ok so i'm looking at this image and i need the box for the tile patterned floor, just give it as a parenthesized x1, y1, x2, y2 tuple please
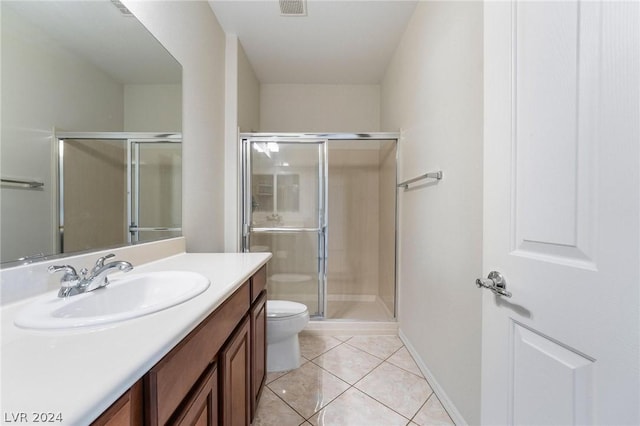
(253, 335, 455, 426)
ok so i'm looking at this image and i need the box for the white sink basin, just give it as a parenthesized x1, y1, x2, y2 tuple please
(14, 271, 210, 330)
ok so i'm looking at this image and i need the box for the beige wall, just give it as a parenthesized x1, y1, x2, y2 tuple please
(381, 2, 483, 424)
(237, 42, 260, 133)
(328, 148, 381, 298)
(326, 141, 396, 313)
(125, 0, 227, 252)
(137, 144, 182, 229)
(224, 37, 261, 252)
(378, 141, 397, 315)
(260, 84, 380, 132)
(63, 140, 127, 253)
(124, 84, 182, 132)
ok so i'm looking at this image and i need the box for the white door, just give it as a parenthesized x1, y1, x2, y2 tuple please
(482, 1, 639, 425)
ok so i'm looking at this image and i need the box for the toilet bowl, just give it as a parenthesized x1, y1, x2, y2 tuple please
(266, 300, 309, 372)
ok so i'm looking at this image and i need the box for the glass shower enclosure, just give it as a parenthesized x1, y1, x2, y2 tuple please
(56, 132, 181, 254)
(242, 138, 327, 317)
(241, 133, 399, 321)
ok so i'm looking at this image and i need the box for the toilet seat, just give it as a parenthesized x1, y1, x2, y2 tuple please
(267, 300, 308, 320)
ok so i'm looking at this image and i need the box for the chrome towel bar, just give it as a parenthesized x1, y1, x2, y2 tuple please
(1, 177, 44, 189)
(397, 171, 443, 189)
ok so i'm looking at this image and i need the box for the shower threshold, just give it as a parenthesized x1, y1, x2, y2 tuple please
(303, 319, 398, 336)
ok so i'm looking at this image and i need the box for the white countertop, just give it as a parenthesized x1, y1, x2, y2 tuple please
(0, 252, 271, 425)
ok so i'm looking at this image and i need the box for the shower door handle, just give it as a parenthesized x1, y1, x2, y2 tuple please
(251, 227, 320, 233)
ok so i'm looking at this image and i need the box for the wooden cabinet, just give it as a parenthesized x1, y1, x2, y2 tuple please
(172, 365, 218, 426)
(250, 290, 267, 421)
(91, 380, 143, 426)
(146, 283, 249, 425)
(250, 265, 267, 303)
(94, 265, 268, 426)
(220, 317, 251, 426)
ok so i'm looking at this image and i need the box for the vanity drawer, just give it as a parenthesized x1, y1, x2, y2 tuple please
(145, 282, 250, 425)
(250, 266, 267, 303)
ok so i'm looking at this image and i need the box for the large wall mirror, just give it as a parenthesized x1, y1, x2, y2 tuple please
(1, 1, 182, 266)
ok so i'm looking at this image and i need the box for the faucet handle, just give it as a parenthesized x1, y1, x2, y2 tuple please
(93, 254, 115, 271)
(48, 265, 77, 275)
(48, 265, 80, 287)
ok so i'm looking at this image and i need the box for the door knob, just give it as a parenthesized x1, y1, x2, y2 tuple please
(476, 271, 512, 298)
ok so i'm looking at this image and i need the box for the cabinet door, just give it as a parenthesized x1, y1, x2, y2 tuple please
(91, 380, 143, 426)
(250, 290, 267, 421)
(220, 316, 251, 426)
(146, 284, 249, 425)
(173, 365, 218, 426)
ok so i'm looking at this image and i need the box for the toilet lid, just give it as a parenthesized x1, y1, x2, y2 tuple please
(267, 300, 308, 318)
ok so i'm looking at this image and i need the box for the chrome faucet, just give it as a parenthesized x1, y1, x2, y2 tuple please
(49, 253, 133, 298)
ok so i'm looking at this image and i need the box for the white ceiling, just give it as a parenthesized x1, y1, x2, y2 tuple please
(2, 1, 181, 84)
(208, 0, 418, 84)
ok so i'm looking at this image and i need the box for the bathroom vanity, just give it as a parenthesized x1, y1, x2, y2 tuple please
(0, 251, 270, 426)
(96, 264, 267, 425)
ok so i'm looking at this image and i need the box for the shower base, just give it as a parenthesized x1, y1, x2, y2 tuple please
(326, 299, 393, 321)
(303, 319, 398, 336)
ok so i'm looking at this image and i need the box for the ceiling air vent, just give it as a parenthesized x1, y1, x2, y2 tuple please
(110, 0, 134, 17)
(279, 0, 307, 17)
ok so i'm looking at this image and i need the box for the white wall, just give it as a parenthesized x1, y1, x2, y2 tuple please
(260, 84, 380, 132)
(124, 0, 227, 252)
(124, 84, 182, 132)
(0, 6, 124, 263)
(381, 2, 483, 424)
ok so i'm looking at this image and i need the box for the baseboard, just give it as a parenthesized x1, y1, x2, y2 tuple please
(303, 320, 398, 336)
(399, 329, 467, 426)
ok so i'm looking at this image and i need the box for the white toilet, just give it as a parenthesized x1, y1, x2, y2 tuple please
(266, 300, 309, 372)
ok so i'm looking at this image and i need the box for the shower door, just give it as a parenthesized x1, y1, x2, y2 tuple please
(242, 138, 327, 317)
(128, 139, 182, 243)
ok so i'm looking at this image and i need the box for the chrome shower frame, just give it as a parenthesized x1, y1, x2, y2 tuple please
(240, 132, 400, 320)
(55, 131, 181, 253)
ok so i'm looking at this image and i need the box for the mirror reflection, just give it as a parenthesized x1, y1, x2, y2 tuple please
(1, 1, 182, 265)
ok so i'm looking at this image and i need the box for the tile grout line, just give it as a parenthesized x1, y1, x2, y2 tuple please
(422, 391, 457, 425)
(298, 337, 394, 423)
(385, 346, 430, 380)
(314, 341, 420, 423)
(347, 342, 435, 423)
(270, 338, 353, 423)
(351, 369, 431, 424)
(263, 335, 441, 425)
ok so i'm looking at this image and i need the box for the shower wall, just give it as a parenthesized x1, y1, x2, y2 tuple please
(328, 148, 380, 298)
(378, 141, 397, 315)
(63, 140, 127, 253)
(327, 140, 396, 317)
(135, 143, 182, 243)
